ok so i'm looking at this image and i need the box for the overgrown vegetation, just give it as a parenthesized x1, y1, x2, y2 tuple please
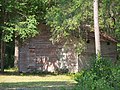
(0, 0, 120, 75)
(46, 0, 120, 45)
(74, 57, 120, 90)
(0, 0, 57, 70)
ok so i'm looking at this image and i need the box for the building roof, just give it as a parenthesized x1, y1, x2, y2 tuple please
(88, 32, 117, 43)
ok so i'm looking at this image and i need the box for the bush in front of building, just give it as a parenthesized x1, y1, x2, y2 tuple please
(74, 57, 120, 90)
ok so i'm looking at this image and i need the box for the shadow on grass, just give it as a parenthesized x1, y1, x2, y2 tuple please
(0, 81, 75, 90)
(0, 69, 72, 77)
(0, 71, 59, 77)
(0, 71, 19, 75)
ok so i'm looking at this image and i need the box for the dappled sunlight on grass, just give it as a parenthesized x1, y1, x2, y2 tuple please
(0, 69, 76, 89)
(0, 73, 76, 90)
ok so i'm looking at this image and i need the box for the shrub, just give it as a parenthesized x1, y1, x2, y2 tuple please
(55, 67, 69, 74)
(74, 57, 120, 90)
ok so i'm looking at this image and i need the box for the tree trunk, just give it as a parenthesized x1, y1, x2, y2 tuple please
(0, 0, 7, 73)
(14, 39, 19, 70)
(1, 33, 5, 73)
(94, 0, 101, 56)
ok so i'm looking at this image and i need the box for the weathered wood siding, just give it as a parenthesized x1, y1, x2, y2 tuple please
(78, 39, 117, 71)
(19, 24, 78, 73)
(19, 24, 117, 73)
(101, 41, 117, 61)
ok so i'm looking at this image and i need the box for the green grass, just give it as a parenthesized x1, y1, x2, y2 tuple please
(0, 70, 76, 90)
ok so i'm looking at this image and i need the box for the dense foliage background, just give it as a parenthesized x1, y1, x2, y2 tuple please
(0, 0, 120, 72)
(74, 57, 120, 90)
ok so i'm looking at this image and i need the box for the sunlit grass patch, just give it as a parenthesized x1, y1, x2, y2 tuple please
(0, 74, 75, 90)
(0, 75, 74, 83)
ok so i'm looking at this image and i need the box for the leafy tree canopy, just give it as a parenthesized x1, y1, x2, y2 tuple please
(45, 0, 120, 42)
(0, 0, 57, 42)
(0, 0, 120, 44)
